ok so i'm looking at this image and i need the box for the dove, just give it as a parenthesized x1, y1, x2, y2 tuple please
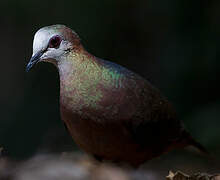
(26, 25, 208, 167)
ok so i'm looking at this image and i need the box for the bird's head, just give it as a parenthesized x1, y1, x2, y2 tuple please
(26, 24, 81, 72)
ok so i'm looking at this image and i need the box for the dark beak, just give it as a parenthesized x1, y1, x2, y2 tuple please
(26, 50, 44, 72)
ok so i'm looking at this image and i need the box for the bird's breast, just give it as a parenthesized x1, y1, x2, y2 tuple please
(59, 77, 140, 122)
(60, 103, 142, 161)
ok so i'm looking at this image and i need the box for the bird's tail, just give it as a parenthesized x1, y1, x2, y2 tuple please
(180, 130, 209, 155)
(187, 135, 209, 155)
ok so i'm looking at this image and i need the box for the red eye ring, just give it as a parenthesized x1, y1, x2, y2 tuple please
(49, 35, 62, 48)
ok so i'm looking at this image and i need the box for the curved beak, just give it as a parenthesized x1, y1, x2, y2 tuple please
(26, 50, 44, 72)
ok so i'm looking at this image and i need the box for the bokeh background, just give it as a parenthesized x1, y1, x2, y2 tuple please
(0, 0, 219, 177)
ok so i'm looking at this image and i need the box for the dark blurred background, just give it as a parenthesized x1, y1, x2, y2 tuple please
(0, 0, 219, 165)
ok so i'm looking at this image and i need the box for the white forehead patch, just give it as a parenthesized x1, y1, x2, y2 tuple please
(32, 28, 62, 55)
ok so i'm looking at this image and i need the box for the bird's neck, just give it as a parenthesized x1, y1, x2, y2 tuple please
(57, 50, 103, 112)
(58, 49, 98, 80)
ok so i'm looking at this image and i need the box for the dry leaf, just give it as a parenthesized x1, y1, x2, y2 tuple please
(167, 171, 220, 180)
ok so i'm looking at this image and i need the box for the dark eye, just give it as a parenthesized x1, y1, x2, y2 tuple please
(49, 35, 62, 48)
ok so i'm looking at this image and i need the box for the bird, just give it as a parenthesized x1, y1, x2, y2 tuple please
(26, 24, 208, 167)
